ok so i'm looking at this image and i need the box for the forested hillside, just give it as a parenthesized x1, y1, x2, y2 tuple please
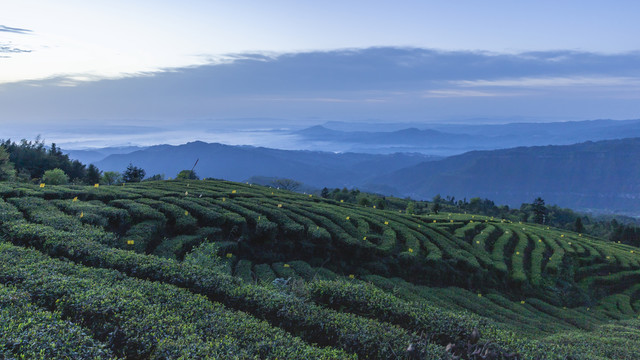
(1, 180, 639, 359)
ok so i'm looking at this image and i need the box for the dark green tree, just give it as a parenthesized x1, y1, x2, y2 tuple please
(321, 187, 330, 198)
(85, 164, 102, 184)
(532, 197, 548, 224)
(0, 146, 16, 181)
(122, 163, 145, 183)
(574, 217, 585, 233)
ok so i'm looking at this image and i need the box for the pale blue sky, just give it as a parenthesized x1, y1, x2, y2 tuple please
(1, 1, 640, 147)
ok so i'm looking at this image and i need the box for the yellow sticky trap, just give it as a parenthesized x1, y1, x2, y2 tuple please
(516, 251, 520, 255)
(340, 200, 344, 203)
(373, 205, 376, 209)
(579, 234, 582, 237)
(520, 300, 525, 304)
(472, 215, 475, 218)
(39, 183, 45, 188)
(94, 183, 99, 188)
(408, 248, 414, 253)
(476, 241, 480, 244)
(348, 274, 354, 279)
(586, 307, 590, 311)
(226, 253, 233, 258)
(271, 192, 274, 195)
(363, 236, 367, 240)
(309, 194, 312, 197)
(316, 226, 319, 230)
(450, 220, 453, 223)
(398, 210, 402, 213)
(346, 216, 350, 220)
(418, 224, 421, 228)
(73, 197, 78, 202)
(222, 197, 226, 201)
(185, 191, 188, 196)
(606, 256, 610, 259)
(561, 234, 564, 237)
(568, 242, 572, 245)
(563, 306, 567, 310)
(277, 204, 282, 208)
(478, 293, 482, 297)
(283, 263, 290, 268)
(258, 216, 261, 220)
(470, 220, 473, 223)
(232, 190, 237, 194)
(433, 220, 436, 223)
(79, 212, 84, 218)
(184, 211, 189, 216)
(384, 221, 389, 225)
(127, 240, 134, 245)
(539, 239, 542, 242)
(632, 250, 635, 253)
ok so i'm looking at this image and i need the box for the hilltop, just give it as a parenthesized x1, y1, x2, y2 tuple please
(0, 180, 639, 359)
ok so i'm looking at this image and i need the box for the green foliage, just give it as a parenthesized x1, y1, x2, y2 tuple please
(42, 168, 69, 185)
(101, 171, 122, 185)
(176, 169, 198, 180)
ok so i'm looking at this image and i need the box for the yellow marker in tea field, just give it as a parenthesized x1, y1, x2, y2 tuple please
(561, 234, 564, 237)
(73, 197, 78, 202)
(94, 183, 99, 188)
(470, 220, 473, 223)
(433, 220, 436, 223)
(340, 200, 344, 203)
(226, 253, 233, 258)
(185, 191, 188, 196)
(476, 241, 480, 244)
(277, 204, 282, 208)
(450, 220, 453, 223)
(516, 252, 520, 255)
(478, 293, 482, 297)
(79, 212, 84, 218)
(346, 216, 350, 220)
(349, 274, 355, 279)
(384, 221, 389, 225)
(363, 236, 367, 240)
(309, 194, 312, 197)
(232, 190, 237, 194)
(373, 205, 376, 209)
(39, 183, 45, 188)
(184, 211, 189, 216)
(283, 263, 290, 268)
(222, 197, 226, 201)
(520, 300, 525, 304)
(127, 240, 135, 245)
(316, 226, 319, 230)
(258, 216, 261, 220)
(408, 248, 414, 253)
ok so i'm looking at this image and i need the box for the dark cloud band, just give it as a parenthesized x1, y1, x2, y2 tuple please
(0, 25, 32, 34)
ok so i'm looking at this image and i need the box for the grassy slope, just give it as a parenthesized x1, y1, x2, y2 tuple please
(0, 180, 639, 359)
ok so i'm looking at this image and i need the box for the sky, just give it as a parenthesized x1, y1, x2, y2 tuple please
(2, 1, 640, 148)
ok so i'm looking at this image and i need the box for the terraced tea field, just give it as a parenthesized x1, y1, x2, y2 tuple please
(1, 180, 639, 359)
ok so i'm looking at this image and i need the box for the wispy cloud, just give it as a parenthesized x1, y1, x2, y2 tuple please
(456, 76, 640, 88)
(422, 89, 523, 98)
(0, 25, 32, 34)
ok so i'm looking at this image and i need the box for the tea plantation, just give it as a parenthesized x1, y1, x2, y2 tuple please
(0, 180, 638, 359)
